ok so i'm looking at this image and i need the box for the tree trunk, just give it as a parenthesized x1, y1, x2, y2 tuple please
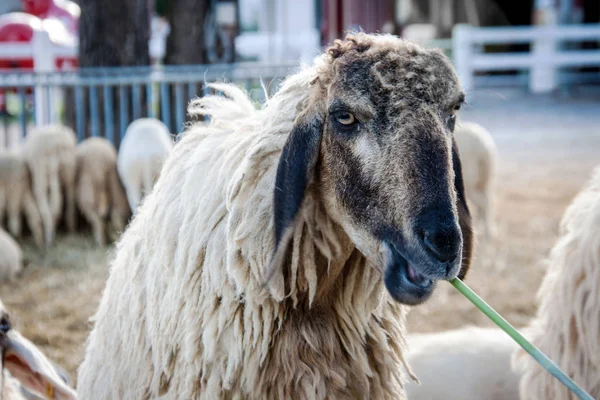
(78, 0, 151, 67)
(66, 0, 151, 146)
(165, 0, 210, 65)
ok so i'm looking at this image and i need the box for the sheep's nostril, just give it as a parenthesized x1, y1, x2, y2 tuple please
(423, 229, 461, 263)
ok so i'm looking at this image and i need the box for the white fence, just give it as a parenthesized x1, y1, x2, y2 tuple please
(0, 29, 77, 126)
(453, 23, 600, 93)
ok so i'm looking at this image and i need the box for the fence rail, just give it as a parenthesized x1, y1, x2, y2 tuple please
(1, 23, 600, 148)
(453, 23, 600, 93)
(0, 63, 296, 147)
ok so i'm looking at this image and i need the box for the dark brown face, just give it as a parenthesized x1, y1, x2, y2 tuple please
(273, 34, 473, 306)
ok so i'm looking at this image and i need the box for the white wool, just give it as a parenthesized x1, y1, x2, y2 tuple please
(75, 137, 130, 247)
(1, 373, 26, 400)
(515, 165, 600, 399)
(405, 326, 525, 400)
(77, 54, 410, 399)
(23, 125, 77, 247)
(117, 118, 174, 214)
(453, 120, 497, 240)
(0, 227, 22, 281)
(0, 149, 43, 248)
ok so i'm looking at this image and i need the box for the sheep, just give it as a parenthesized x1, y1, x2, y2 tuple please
(0, 150, 43, 248)
(75, 137, 130, 246)
(77, 33, 474, 399)
(0, 227, 22, 282)
(514, 165, 600, 399)
(404, 326, 525, 400)
(117, 117, 174, 214)
(405, 166, 600, 400)
(0, 299, 77, 400)
(453, 120, 497, 240)
(23, 125, 77, 248)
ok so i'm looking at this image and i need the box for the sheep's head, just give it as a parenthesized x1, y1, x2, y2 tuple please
(0, 300, 77, 400)
(273, 33, 473, 306)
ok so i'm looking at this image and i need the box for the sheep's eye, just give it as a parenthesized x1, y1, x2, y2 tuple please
(335, 112, 356, 126)
(453, 103, 462, 112)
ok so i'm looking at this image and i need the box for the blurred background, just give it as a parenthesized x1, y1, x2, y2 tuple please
(0, 0, 599, 390)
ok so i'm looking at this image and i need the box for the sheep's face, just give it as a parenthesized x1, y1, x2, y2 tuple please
(273, 33, 473, 306)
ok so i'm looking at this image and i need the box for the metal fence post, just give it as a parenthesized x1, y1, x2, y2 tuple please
(89, 85, 99, 137)
(103, 84, 114, 143)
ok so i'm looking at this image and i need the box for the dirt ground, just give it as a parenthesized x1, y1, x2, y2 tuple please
(1, 87, 599, 383)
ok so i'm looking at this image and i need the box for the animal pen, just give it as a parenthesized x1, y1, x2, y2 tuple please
(0, 63, 294, 147)
(1, 22, 598, 146)
(0, 22, 598, 400)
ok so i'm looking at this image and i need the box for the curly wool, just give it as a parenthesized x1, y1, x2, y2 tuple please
(515, 166, 600, 399)
(78, 35, 414, 400)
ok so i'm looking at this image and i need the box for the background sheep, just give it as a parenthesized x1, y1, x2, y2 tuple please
(405, 165, 600, 399)
(404, 326, 524, 400)
(75, 137, 130, 247)
(454, 120, 497, 240)
(77, 33, 473, 399)
(0, 299, 77, 400)
(117, 117, 174, 214)
(0, 150, 43, 248)
(23, 125, 77, 248)
(0, 227, 22, 282)
(515, 165, 600, 399)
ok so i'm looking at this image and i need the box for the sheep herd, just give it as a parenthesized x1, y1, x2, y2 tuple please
(0, 32, 598, 400)
(0, 118, 174, 279)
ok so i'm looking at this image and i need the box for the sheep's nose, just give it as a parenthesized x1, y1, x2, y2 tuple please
(415, 208, 462, 264)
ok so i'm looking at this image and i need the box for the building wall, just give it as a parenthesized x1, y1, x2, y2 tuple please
(321, 0, 394, 44)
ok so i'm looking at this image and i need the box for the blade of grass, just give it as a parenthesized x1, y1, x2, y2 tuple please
(450, 278, 594, 400)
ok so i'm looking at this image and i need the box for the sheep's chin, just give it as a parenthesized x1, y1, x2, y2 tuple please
(383, 244, 436, 306)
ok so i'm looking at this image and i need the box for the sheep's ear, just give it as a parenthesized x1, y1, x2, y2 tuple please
(264, 114, 323, 296)
(274, 116, 323, 247)
(451, 138, 474, 279)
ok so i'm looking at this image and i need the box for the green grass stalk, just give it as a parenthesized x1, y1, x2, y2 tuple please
(451, 278, 594, 400)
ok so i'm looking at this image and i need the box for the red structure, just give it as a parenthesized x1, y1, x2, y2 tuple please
(0, 7, 78, 111)
(0, 12, 77, 70)
(21, 0, 80, 36)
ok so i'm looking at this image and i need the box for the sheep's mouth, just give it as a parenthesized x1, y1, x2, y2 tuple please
(384, 244, 436, 306)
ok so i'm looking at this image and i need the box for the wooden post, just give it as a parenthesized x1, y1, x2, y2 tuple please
(453, 24, 473, 91)
(530, 0, 558, 93)
(31, 29, 54, 126)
